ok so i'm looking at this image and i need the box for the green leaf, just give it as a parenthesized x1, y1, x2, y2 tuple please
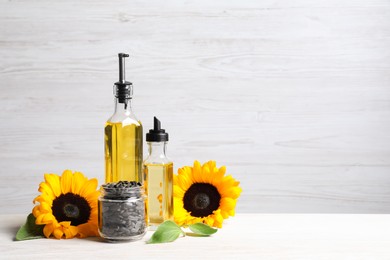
(146, 220, 185, 244)
(185, 232, 209, 237)
(188, 223, 218, 236)
(15, 213, 45, 241)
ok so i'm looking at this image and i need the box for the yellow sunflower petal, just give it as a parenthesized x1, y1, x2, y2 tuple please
(61, 170, 73, 194)
(69, 226, 79, 237)
(174, 202, 190, 225)
(63, 228, 72, 239)
(44, 174, 61, 197)
(201, 163, 212, 183)
(33, 193, 53, 206)
(210, 173, 225, 188)
(174, 210, 186, 221)
(33, 195, 42, 204)
(222, 175, 240, 187)
(203, 216, 215, 226)
(174, 204, 185, 215)
(174, 217, 185, 226)
(177, 173, 193, 191)
(40, 202, 52, 213)
(213, 210, 224, 228)
(90, 208, 98, 220)
(79, 178, 98, 197)
(173, 174, 179, 185)
(85, 190, 100, 205)
(173, 186, 185, 198)
(59, 221, 71, 228)
(38, 182, 55, 199)
(63, 226, 78, 239)
(220, 210, 229, 219)
(177, 166, 188, 177)
(175, 214, 192, 226)
(220, 198, 237, 218)
(77, 223, 99, 238)
(218, 175, 242, 198)
(173, 197, 184, 208)
(32, 205, 41, 218)
(36, 213, 55, 225)
(174, 207, 187, 217)
(214, 221, 222, 228)
(207, 161, 217, 173)
(43, 224, 54, 238)
(215, 165, 226, 180)
(226, 187, 242, 199)
(220, 197, 236, 211)
(186, 217, 197, 226)
(35, 213, 46, 225)
(72, 171, 87, 194)
(42, 213, 55, 224)
(89, 220, 98, 227)
(192, 160, 203, 183)
(53, 227, 64, 239)
(36, 214, 49, 225)
(184, 166, 195, 176)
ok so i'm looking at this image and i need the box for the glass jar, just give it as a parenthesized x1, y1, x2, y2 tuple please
(98, 182, 147, 242)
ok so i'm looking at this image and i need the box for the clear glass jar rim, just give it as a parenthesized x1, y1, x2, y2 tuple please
(100, 185, 146, 198)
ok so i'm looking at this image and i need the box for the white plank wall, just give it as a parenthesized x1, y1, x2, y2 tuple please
(0, 0, 389, 214)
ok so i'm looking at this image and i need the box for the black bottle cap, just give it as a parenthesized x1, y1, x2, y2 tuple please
(146, 117, 169, 142)
(114, 53, 133, 103)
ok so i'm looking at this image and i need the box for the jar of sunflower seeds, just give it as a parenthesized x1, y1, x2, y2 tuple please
(98, 181, 147, 242)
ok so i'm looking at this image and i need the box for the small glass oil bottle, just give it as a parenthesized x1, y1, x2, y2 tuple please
(105, 53, 143, 183)
(144, 117, 173, 228)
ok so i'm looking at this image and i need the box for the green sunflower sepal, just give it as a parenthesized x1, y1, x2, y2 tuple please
(146, 220, 217, 244)
(15, 213, 45, 241)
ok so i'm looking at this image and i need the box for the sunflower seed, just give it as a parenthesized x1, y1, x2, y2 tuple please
(98, 182, 146, 242)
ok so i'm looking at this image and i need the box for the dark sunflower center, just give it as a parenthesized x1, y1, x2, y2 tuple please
(183, 183, 221, 217)
(193, 193, 210, 209)
(63, 203, 80, 218)
(52, 193, 91, 226)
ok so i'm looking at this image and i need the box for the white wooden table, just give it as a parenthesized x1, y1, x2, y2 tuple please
(1, 214, 389, 259)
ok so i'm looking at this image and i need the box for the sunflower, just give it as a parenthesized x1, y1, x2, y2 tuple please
(32, 170, 100, 239)
(174, 160, 242, 228)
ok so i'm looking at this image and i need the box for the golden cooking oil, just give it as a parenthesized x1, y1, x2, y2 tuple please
(144, 117, 173, 228)
(105, 53, 143, 184)
(105, 120, 143, 183)
(144, 162, 173, 226)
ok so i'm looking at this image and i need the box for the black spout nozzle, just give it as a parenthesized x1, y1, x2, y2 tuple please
(114, 53, 133, 103)
(146, 117, 169, 142)
(154, 117, 161, 131)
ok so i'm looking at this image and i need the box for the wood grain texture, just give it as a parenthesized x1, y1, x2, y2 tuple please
(0, 0, 390, 213)
(2, 214, 390, 259)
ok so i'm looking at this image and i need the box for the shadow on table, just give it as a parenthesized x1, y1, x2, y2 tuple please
(7, 225, 20, 241)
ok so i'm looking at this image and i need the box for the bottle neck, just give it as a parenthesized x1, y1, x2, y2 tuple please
(147, 142, 168, 158)
(114, 98, 133, 114)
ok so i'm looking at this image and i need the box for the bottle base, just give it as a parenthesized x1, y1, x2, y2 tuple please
(99, 230, 146, 243)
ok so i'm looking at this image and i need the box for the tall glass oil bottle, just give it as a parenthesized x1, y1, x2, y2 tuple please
(105, 53, 143, 183)
(144, 117, 173, 228)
